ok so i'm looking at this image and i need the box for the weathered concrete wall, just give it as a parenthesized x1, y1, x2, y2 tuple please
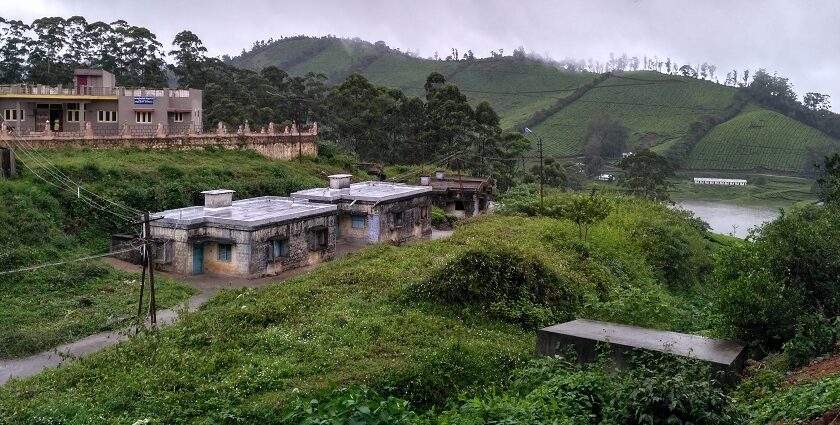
(5, 134, 317, 161)
(249, 214, 336, 277)
(337, 196, 432, 244)
(149, 213, 336, 278)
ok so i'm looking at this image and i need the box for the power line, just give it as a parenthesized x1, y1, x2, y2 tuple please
(0, 242, 143, 276)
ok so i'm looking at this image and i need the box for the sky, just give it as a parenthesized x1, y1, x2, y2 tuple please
(7, 0, 840, 108)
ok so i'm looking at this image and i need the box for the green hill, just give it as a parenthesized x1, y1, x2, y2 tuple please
(230, 37, 594, 129)
(530, 72, 737, 157)
(230, 36, 839, 174)
(685, 103, 840, 172)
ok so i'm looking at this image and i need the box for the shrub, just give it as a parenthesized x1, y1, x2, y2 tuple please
(611, 353, 745, 424)
(782, 313, 840, 368)
(410, 247, 584, 328)
(715, 205, 840, 352)
(430, 206, 456, 228)
(278, 386, 421, 425)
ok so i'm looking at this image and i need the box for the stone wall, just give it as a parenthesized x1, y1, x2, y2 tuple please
(6, 133, 317, 161)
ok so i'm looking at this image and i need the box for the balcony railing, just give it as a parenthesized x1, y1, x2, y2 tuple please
(0, 85, 196, 98)
(0, 84, 120, 96)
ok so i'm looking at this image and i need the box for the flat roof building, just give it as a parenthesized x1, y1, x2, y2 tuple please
(693, 177, 747, 186)
(147, 190, 336, 278)
(423, 171, 493, 219)
(292, 175, 433, 244)
(0, 69, 202, 137)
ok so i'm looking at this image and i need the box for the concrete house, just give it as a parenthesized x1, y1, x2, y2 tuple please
(292, 175, 433, 244)
(0, 69, 202, 135)
(424, 171, 493, 218)
(148, 190, 337, 278)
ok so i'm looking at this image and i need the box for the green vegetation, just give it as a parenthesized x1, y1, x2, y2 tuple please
(231, 37, 594, 130)
(669, 174, 817, 208)
(0, 263, 194, 359)
(0, 192, 719, 422)
(531, 72, 737, 156)
(686, 104, 840, 172)
(0, 148, 355, 358)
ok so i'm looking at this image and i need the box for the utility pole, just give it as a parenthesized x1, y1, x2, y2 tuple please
(538, 136, 545, 215)
(143, 212, 157, 326)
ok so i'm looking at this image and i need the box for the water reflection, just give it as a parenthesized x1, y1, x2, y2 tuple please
(675, 201, 780, 238)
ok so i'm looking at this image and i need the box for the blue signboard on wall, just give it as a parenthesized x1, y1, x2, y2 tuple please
(133, 96, 155, 105)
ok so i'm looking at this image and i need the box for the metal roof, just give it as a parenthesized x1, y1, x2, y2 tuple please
(292, 181, 431, 203)
(151, 196, 336, 229)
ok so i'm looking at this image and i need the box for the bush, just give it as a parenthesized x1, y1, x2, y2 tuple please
(279, 386, 421, 425)
(611, 353, 744, 424)
(430, 206, 456, 228)
(435, 354, 744, 425)
(410, 247, 584, 328)
(715, 205, 840, 352)
(782, 313, 840, 368)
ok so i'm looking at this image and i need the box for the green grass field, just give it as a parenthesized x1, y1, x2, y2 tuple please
(530, 72, 737, 157)
(685, 104, 840, 172)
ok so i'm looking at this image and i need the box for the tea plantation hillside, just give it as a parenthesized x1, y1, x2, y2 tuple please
(230, 37, 595, 129)
(231, 36, 840, 174)
(0, 195, 719, 423)
(0, 147, 357, 358)
(685, 103, 840, 172)
(529, 72, 738, 156)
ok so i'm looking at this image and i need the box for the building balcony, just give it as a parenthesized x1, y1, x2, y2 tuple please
(0, 85, 195, 99)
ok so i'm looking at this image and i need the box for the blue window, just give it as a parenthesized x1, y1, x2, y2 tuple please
(218, 243, 232, 261)
(351, 215, 365, 229)
(273, 239, 289, 258)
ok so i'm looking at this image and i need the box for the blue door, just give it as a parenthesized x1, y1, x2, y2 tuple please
(192, 243, 203, 274)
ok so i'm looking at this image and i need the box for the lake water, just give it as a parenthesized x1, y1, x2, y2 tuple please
(675, 201, 780, 238)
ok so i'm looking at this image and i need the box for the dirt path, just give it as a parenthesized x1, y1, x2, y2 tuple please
(0, 233, 452, 385)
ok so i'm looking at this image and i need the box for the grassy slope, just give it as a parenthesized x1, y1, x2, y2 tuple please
(0, 199, 715, 422)
(531, 71, 737, 157)
(231, 38, 593, 130)
(686, 103, 840, 172)
(0, 148, 357, 358)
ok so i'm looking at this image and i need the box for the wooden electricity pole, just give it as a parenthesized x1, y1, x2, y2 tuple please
(142, 212, 157, 326)
(538, 137, 545, 215)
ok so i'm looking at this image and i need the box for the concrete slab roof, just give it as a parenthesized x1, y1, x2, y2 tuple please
(292, 181, 432, 203)
(201, 189, 235, 195)
(151, 196, 336, 229)
(539, 319, 745, 365)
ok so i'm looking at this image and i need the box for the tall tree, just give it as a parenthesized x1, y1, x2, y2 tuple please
(0, 19, 30, 83)
(168, 30, 208, 88)
(618, 149, 674, 201)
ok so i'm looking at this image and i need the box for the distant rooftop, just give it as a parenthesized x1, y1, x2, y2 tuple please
(292, 181, 431, 203)
(152, 196, 336, 229)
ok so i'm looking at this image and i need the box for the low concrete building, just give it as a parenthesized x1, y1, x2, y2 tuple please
(693, 177, 747, 186)
(422, 171, 493, 218)
(536, 319, 747, 380)
(148, 189, 337, 278)
(292, 175, 432, 244)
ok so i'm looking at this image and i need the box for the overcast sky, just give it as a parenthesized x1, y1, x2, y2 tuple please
(8, 0, 840, 108)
